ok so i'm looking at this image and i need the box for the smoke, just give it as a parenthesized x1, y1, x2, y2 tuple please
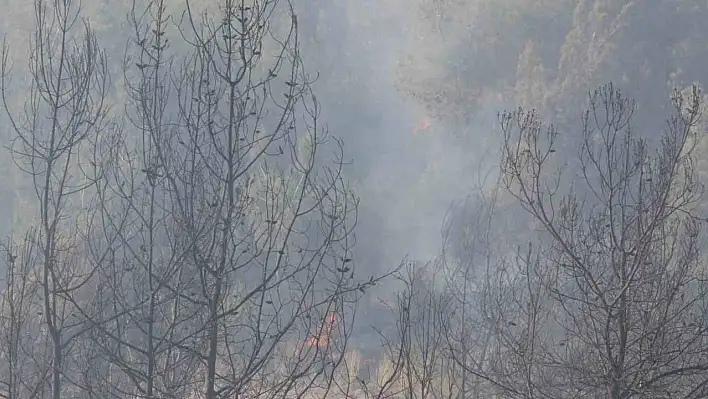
(293, 0, 509, 278)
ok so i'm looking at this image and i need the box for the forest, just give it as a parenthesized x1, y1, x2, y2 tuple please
(0, 0, 708, 398)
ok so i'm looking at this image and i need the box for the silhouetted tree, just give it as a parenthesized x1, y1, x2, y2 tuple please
(470, 83, 708, 398)
(0, 0, 112, 396)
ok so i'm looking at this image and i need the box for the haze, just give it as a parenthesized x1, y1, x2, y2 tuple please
(0, 0, 707, 398)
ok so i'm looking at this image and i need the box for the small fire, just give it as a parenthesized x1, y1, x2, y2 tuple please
(413, 117, 431, 134)
(305, 313, 338, 348)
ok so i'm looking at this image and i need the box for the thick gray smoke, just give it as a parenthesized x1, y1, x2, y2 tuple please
(294, 0, 504, 275)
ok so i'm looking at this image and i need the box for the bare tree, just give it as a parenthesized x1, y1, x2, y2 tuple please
(396, 263, 452, 399)
(475, 83, 708, 398)
(0, 0, 111, 397)
(438, 161, 517, 397)
(0, 230, 46, 399)
(0, 0, 394, 397)
(349, 262, 456, 399)
(76, 1, 204, 397)
(125, 0, 386, 397)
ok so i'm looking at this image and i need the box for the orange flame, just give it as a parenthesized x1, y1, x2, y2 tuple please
(305, 313, 338, 348)
(413, 117, 431, 134)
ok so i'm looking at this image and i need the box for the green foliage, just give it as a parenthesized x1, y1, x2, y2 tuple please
(401, 0, 708, 131)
